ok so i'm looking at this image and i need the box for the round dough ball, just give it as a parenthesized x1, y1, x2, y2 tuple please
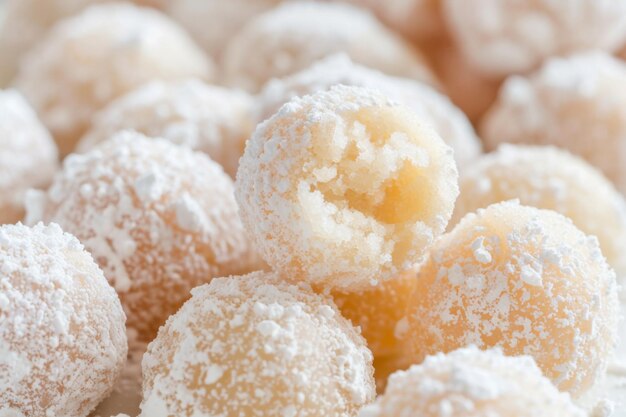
(0, 89, 57, 224)
(140, 271, 376, 417)
(166, 0, 282, 61)
(15, 2, 214, 156)
(257, 54, 481, 170)
(0, 0, 168, 87)
(442, 0, 626, 76)
(481, 52, 626, 195)
(236, 85, 459, 290)
(26, 131, 259, 343)
(339, 0, 446, 45)
(0, 222, 127, 417)
(359, 346, 585, 417)
(222, 1, 436, 92)
(77, 79, 254, 177)
(453, 145, 626, 284)
(331, 269, 417, 359)
(407, 201, 619, 401)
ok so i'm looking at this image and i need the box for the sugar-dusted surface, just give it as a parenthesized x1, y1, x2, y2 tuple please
(140, 271, 375, 417)
(14, 2, 213, 156)
(237, 85, 458, 290)
(0, 89, 57, 224)
(482, 52, 626, 195)
(0, 223, 127, 417)
(443, 0, 626, 76)
(408, 201, 619, 404)
(454, 145, 626, 284)
(221, 1, 436, 92)
(257, 55, 481, 170)
(77, 79, 254, 177)
(360, 346, 585, 417)
(27, 131, 260, 343)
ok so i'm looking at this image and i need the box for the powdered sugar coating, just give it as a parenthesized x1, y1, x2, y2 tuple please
(77, 79, 254, 177)
(0, 0, 165, 86)
(15, 2, 214, 156)
(27, 131, 259, 343)
(140, 271, 376, 417)
(407, 201, 619, 402)
(222, 1, 436, 92)
(257, 55, 481, 170)
(454, 145, 626, 284)
(443, 0, 626, 76)
(0, 89, 57, 224)
(0, 222, 127, 417)
(359, 346, 585, 417)
(236, 85, 459, 289)
(166, 0, 282, 60)
(482, 52, 626, 196)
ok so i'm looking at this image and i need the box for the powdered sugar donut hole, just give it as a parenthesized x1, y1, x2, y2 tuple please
(236, 85, 459, 290)
(482, 53, 626, 196)
(166, 0, 282, 61)
(257, 55, 481, 170)
(407, 201, 619, 402)
(221, 1, 436, 92)
(359, 346, 585, 417)
(442, 0, 626, 77)
(140, 271, 376, 417)
(453, 145, 626, 283)
(0, 89, 57, 224)
(15, 2, 214, 156)
(0, 222, 127, 417)
(77, 79, 255, 178)
(27, 131, 259, 343)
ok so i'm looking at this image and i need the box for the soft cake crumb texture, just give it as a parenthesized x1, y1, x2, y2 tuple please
(407, 201, 619, 403)
(0, 222, 127, 417)
(237, 85, 459, 290)
(140, 271, 376, 417)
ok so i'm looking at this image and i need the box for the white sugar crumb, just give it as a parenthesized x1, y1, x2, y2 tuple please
(0, 223, 127, 417)
(28, 131, 258, 343)
(140, 271, 375, 416)
(470, 236, 492, 264)
(257, 54, 480, 170)
(237, 84, 458, 289)
(591, 399, 615, 417)
(361, 346, 586, 416)
(520, 263, 543, 287)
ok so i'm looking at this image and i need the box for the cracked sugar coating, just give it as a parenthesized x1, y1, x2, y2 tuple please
(77, 79, 254, 177)
(14, 2, 214, 156)
(330, 269, 417, 359)
(257, 55, 481, 170)
(166, 0, 282, 60)
(221, 1, 436, 92)
(359, 346, 585, 417)
(26, 131, 258, 343)
(482, 52, 626, 195)
(0, 222, 127, 417)
(406, 201, 619, 402)
(236, 85, 459, 290)
(443, 0, 626, 76)
(0, 90, 57, 224)
(140, 271, 376, 417)
(453, 145, 626, 284)
(0, 0, 166, 87)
